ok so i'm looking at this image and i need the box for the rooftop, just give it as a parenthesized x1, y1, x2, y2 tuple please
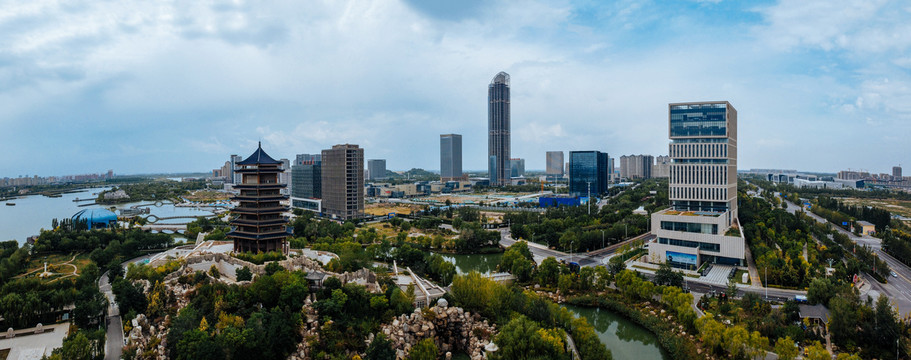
(657, 209, 723, 217)
(236, 142, 282, 165)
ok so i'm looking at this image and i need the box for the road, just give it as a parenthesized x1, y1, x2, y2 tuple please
(768, 187, 911, 316)
(98, 270, 123, 360)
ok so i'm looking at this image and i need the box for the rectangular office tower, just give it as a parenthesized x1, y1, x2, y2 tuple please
(440, 134, 463, 181)
(368, 159, 386, 181)
(569, 151, 609, 197)
(648, 101, 744, 269)
(321, 144, 364, 220)
(546, 151, 564, 180)
(291, 154, 321, 213)
(488, 72, 511, 186)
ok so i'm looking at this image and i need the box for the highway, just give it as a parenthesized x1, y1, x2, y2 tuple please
(769, 187, 911, 316)
(499, 228, 807, 302)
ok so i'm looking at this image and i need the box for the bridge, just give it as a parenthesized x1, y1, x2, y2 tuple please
(140, 224, 187, 233)
(142, 214, 218, 224)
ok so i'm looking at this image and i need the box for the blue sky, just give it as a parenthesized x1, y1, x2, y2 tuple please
(1, 0, 909, 176)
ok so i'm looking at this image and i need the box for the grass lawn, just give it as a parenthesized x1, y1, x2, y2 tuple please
(840, 197, 911, 219)
(22, 253, 92, 279)
(733, 269, 751, 284)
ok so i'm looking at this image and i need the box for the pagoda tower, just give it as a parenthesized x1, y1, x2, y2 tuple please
(228, 142, 291, 253)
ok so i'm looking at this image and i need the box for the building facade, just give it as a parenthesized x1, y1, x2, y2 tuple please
(321, 144, 364, 220)
(228, 143, 291, 253)
(620, 154, 654, 180)
(291, 154, 322, 213)
(894, 166, 903, 180)
(510, 158, 525, 178)
(546, 151, 564, 180)
(440, 134, 463, 181)
(569, 151, 609, 197)
(653, 155, 671, 178)
(648, 101, 744, 269)
(488, 72, 511, 186)
(368, 159, 386, 181)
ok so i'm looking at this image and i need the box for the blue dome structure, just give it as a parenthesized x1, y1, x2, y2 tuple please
(72, 208, 118, 229)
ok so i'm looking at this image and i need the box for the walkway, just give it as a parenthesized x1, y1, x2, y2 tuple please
(702, 264, 735, 285)
(98, 270, 123, 360)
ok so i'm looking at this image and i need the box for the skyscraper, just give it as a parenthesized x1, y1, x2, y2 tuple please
(440, 134, 463, 181)
(510, 158, 525, 178)
(488, 72, 510, 186)
(649, 101, 743, 269)
(321, 144, 364, 220)
(546, 151, 564, 180)
(368, 159, 387, 181)
(228, 143, 291, 253)
(894, 166, 902, 180)
(291, 154, 321, 212)
(569, 151, 609, 197)
(620, 155, 654, 180)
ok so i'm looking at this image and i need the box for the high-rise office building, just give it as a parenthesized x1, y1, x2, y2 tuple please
(546, 151, 564, 180)
(321, 144, 364, 220)
(569, 151, 609, 197)
(894, 166, 902, 180)
(649, 101, 743, 269)
(510, 158, 525, 178)
(228, 143, 291, 253)
(440, 134, 463, 181)
(368, 159, 387, 181)
(620, 155, 654, 180)
(291, 154, 321, 212)
(488, 72, 511, 186)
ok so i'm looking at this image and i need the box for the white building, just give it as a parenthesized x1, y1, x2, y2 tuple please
(648, 101, 745, 269)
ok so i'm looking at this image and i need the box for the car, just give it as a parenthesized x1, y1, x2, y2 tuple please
(891, 271, 898, 278)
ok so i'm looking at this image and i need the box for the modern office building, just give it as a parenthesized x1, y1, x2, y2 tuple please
(546, 151, 564, 180)
(291, 154, 321, 213)
(569, 151, 610, 197)
(440, 134, 463, 181)
(321, 144, 364, 220)
(488, 72, 511, 186)
(894, 166, 903, 180)
(648, 101, 744, 269)
(228, 143, 291, 253)
(510, 158, 525, 178)
(280, 158, 291, 195)
(368, 159, 387, 181)
(620, 155, 654, 180)
(653, 155, 671, 178)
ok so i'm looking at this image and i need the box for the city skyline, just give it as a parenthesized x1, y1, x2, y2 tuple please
(1, 0, 910, 176)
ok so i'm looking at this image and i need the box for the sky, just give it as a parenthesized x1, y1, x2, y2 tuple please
(1, 0, 910, 177)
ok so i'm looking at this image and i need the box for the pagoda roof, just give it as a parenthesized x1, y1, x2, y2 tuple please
(237, 142, 282, 165)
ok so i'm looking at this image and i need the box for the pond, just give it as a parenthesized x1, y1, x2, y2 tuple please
(563, 304, 669, 360)
(439, 253, 503, 275)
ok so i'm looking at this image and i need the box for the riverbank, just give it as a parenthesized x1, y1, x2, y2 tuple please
(566, 293, 704, 360)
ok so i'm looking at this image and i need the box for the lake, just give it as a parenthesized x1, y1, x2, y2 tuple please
(0, 187, 214, 244)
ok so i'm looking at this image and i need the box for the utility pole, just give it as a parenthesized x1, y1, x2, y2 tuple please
(765, 267, 768, 300)
(601, 230, 605, 249)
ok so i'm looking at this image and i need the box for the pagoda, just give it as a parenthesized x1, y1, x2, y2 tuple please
(228, 142, 291, 253)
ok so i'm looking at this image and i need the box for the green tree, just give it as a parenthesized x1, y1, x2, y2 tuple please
(536, 257, 561, 286)
(236, 266, 253, 281)
(654, 261, 683, 287)
(805, 341, 830, 360)
(491, 316, 569, 360)
(407, 338, 438, 360)
(773, 336, 798, 360)
(365, 333, 395, 360)
(806, 277, 835, 305)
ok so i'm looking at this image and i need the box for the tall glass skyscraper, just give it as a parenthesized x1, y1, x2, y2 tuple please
(440, 134, 462, 181)
(488, 72, 510, 186)
(569, 151, 609, 197)
(649, 101, 743, 269)
(546, 151, 564, 180)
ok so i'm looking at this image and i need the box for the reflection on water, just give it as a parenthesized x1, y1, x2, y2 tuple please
(563, 304, 669, 360)
(439, 253, 503, 275)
